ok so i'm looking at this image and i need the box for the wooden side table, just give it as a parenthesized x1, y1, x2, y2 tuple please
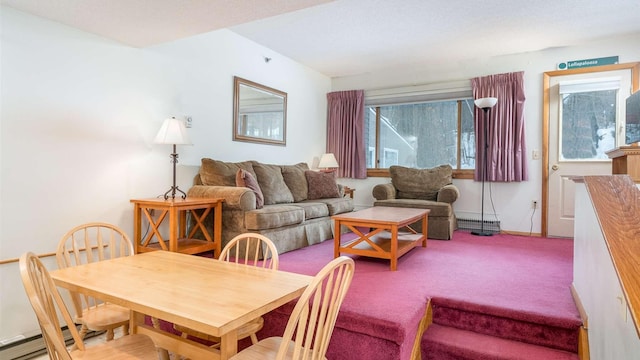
(130, 197, 223, 256)
(343, 187, 355, 199)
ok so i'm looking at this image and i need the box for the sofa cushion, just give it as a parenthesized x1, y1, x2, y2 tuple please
(290, 202, 329, 220)
(253, 163, 294, 205)
(390, 165, 453, 201)
(200, 158, 256, 186)
(281, 163, 309, 202)
(305, 171, 340, 200)
(374, 199, 452, 217)
(235, 169, 264, 209)
(244, 205, 304, 231)
(303, 197, 354, 216)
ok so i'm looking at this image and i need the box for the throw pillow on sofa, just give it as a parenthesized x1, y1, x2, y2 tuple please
(281, 162, 310, 202)
(199, 158, 256, 186)
(253, 163, 294, 205)
(305, 170, 340, 199)
(235, 169, 264, 209)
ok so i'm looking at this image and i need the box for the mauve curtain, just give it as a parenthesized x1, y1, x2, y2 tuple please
(471, 71, 528, 182)
(326, 90, 367, 179)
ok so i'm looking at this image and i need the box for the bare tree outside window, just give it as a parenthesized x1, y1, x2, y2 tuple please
(560, 89, 617, 160)
(365, 99, 475, 170)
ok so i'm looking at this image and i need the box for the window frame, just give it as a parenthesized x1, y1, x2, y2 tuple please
(365, 100, 475, 179)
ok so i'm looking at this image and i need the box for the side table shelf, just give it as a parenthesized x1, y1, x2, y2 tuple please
(130, 197, 223, 256)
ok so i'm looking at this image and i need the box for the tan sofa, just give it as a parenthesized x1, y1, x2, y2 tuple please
(372, 164, 459, 240)
(188, 158, 354, 255)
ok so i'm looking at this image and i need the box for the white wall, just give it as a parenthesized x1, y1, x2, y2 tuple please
(0, 7, 330, 343)
(332, 34, 640, 234)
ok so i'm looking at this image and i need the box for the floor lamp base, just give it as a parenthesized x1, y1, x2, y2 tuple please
(471, 231, 493, 237)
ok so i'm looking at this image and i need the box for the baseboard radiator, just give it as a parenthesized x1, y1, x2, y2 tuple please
(0, 328, 102, 360)
(457, 212, 501, 234)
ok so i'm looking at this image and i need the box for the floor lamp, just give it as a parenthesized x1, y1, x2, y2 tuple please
(154, 117, 192, 199)
(472, 97, 498, 236)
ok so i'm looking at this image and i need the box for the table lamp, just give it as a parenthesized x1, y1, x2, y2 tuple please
(318, 153, 339, 174)
(154, 117, 192, 199)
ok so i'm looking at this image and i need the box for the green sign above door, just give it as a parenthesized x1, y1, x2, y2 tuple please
(557, 56, 619, 70)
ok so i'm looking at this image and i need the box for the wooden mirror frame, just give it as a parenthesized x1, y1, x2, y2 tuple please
(233, 76, 287, 146)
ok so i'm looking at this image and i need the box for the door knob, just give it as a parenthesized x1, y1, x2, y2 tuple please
(551, 164, 559, 171)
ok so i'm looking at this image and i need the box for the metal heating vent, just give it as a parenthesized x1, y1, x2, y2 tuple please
(0, 329, 102, 360)
(457, 213, 501, 234)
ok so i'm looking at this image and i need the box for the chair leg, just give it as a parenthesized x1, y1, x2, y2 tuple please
(105, 328, 115, 341)
(250, 333, 259, 344)
(122, 323, 130, 336)
(69, 324, 89, 350)
(78, 324, 89, 340)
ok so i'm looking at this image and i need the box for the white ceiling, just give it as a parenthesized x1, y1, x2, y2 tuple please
(3, 0, 640, 78)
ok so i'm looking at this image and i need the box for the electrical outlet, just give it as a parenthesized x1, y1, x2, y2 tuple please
(532, 200, 538, 209)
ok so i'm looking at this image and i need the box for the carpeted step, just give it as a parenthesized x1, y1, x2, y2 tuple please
(431, 299, 580, 353)
(422, 323, 579, 360)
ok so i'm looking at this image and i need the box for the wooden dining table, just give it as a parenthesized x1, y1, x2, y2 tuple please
(50, 251, 312, 360)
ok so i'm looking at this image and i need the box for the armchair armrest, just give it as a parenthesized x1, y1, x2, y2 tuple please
(437, 184, 459, 204)
(187, 185, 256, 211)
(372, 183, 397, 200)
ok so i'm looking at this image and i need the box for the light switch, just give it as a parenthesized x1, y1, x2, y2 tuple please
(532, 150, 540, 160)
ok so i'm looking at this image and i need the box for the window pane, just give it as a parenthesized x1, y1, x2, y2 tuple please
(365, 101, 465, 169)
(460, 99, 476, 169)
(560, 89, 617, 160)
(365, 107, 376, 167)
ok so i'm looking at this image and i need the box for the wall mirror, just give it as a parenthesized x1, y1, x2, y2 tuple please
(233, 76, 287, 146)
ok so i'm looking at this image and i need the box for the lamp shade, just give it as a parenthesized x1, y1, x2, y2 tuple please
(318, 153, 339, 169)
(474, 97, 498, 109)
(154, 117, 192, 145)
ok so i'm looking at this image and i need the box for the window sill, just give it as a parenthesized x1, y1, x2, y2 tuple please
(366, 169, 474, 179)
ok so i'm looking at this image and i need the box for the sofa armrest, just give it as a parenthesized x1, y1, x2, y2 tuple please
(187, 185, 256, 211)
(437, 184, 459, 204)
(372, 183, 397, 200)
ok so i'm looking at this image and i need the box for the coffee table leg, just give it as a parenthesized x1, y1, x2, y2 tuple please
(390, 225, 398, 271)
(422, 213, 428, 247)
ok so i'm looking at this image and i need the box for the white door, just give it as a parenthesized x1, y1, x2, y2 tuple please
(547, 69, 633, 237)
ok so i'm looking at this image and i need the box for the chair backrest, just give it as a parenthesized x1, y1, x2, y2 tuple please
(20, 252, 87, 360)
(278, 256, 355, 360)
(56, 222, 134, 318)
(219, 233, 279, 269)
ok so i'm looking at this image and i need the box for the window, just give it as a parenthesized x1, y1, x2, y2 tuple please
(365, 99, 476, 177)
(382, 148, 399, 167)
(558, 77, 621, 160)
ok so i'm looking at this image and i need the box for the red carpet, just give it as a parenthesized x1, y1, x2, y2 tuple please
(258, 230, 582, 360)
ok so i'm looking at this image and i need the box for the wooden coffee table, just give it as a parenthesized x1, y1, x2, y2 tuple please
(332, 207, 429, 270)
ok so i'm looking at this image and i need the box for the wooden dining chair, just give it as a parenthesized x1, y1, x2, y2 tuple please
(174, 233, 280, 347)
(56, 222, 134, 341)
(230, 256, 355, 360)
(19, 252, 159, 360)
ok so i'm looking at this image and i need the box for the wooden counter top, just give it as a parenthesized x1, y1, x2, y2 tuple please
(583, 175, 640, 336)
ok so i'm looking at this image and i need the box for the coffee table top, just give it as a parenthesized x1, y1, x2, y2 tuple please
(332, 207, 429, 224)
